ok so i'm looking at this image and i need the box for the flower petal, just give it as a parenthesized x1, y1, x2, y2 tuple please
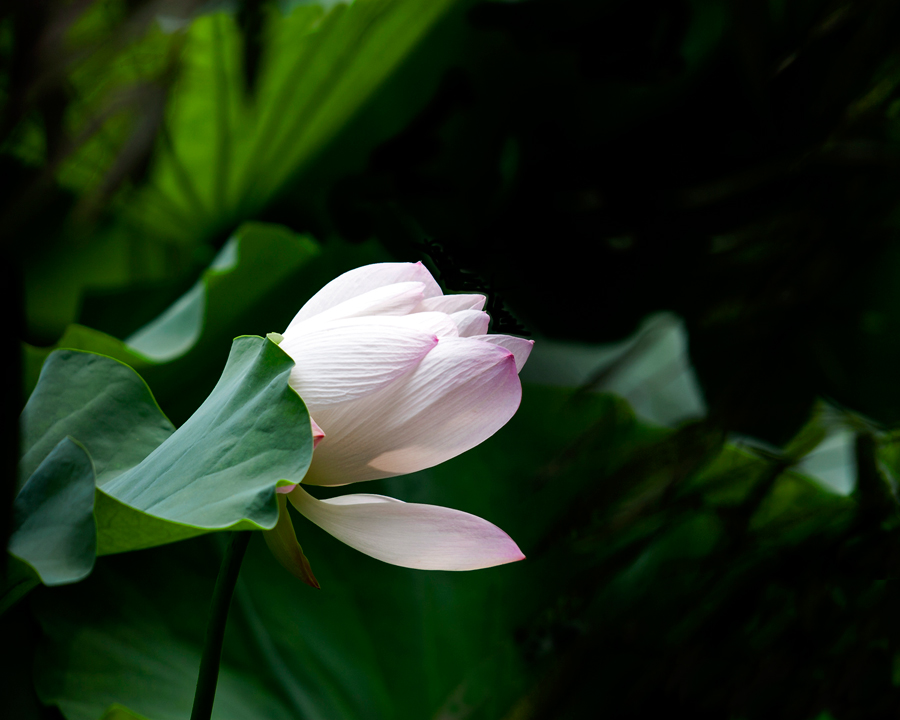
(281, 320, 438, 409)
(285, 282, 425, 335)
(304, 337, 521, 485)
(289, 486, 524, 570)
(468, 335, 534, 373)
(290, 262, 442, 325)
(263, 493, 320, 588)
(310, 416, 325, 448)
(297, 310, 459, 343)
(450, 310, 490, 337)
(367, 311, 459, 338)
(416, 294, 486, 313)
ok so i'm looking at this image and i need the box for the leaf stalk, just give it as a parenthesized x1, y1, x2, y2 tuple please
(190, 531, 252, 720)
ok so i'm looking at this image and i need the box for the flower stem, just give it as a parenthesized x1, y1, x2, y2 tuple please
(190, 531, 252, 720)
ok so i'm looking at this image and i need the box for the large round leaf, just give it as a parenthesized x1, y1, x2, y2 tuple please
(12, 336, 313, 596)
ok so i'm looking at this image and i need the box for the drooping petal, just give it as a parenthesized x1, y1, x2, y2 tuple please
(290, 262, 442, 325)
(285, 282, 426, 335)
(450, 310, 491, 337)
(304, 337, 520, 485)
(280, 320, 438, 409)
(416, 294, 486, 314)
(468, 335, 534, 373)
(289, 486, 524, 570)
(263, 493, 320, 588)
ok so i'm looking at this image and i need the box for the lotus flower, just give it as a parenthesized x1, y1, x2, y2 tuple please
(263, 262, 532, 585)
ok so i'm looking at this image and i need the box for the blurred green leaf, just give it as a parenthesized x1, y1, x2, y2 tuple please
(23, 221, 324, 424)
(33, 534, 391, 720)
(0, 556, 40, 617)
(99, 706, 152, 720)
(748, 470, 856, 544)
(143, 1, 462, 240)
(18, 0, 466, 340)
(8, 437, 97, 586)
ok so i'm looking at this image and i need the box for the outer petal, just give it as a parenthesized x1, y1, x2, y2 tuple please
(304, 337, 521, 485)
(450, 310, 491, 337)
(285, 282, 425, 335)
(416, 294, 486, 313)
(468, 335, 534, 373)
(289, 486, 524, 570)
(280, 320, 438, 409)
(290, 262, 442, 325)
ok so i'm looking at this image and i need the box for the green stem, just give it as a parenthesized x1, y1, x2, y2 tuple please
(190, 531, 252, 720)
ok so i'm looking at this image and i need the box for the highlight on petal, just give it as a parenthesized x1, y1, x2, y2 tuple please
(469, 334, 534, 373)
(263, 494, 320, 588)
(290, 262, 442, 325)
(450, 310, 491, 337)
(285, 282, 426, 335)
(416, 293, 486, 314)
(289, 486, 524, 570)
(281, 320, 438, 409)
(304, 337, 521, 485)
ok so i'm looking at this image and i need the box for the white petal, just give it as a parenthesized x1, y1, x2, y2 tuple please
(468, 335, 534, 373)
(285, 282, 425, 335)
(290, 262, 442, 325)
(297, 311, 457, 338)
(416, 294, 486, 313)
(280, 320, 438, 409)
(289, 486, 524, 570)
(369, 311, 459, 338)
(450, 310, 490, 337)
(304, 337, 520, 485)
(321, 493, 402, 506)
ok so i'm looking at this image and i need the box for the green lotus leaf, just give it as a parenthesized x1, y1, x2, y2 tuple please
(20, 350, 175, 493)
(8, 437, 97, 587)
(10, 335, 312, 604)
(99, 706, 152, 720)
(101, 336, 310, 528)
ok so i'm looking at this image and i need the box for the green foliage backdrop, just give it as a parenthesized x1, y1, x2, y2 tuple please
(4, 0, 900, 719)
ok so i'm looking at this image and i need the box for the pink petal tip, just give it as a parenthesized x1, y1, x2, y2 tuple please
(311, 416, 325, 449)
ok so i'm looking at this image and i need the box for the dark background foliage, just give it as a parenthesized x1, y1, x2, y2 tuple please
(3, 1, 900, 718)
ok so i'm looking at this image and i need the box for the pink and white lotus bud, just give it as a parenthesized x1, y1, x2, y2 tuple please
(272, 261, 532, 575)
